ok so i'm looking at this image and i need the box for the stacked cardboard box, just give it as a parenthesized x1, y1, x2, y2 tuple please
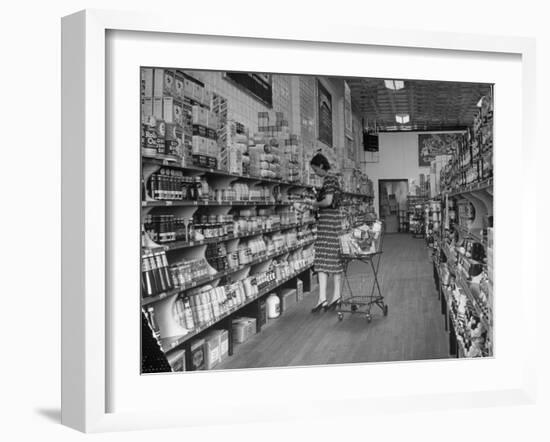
(211, 90, 249, 175)
(231, 317, 257, 344)
(217, 120, 248, 175)
(278, 288, 297, 313)
(188, 338, 206, 371)
(251, 111, 302, 181)
(296, 278, 303, 302)
(191, 104, 219, 164)
(203, 329, 229, 370)
(248, 144, 281, 179)
(140, 68, 216, 166)
(257, 111, 290, 136)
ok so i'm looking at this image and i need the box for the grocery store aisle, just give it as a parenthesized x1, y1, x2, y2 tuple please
(217, 234, 449, 370)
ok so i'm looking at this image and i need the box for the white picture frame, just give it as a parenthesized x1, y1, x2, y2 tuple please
(61, 9, 537, 433)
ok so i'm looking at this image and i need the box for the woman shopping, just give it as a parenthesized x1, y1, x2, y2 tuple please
(307, 153, 343, 313)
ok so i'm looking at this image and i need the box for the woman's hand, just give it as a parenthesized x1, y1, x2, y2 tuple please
(316, 193, 333, 209)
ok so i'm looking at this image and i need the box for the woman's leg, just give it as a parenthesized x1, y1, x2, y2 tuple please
(328, 272, 342, 304)
(317, 272, 328, 305)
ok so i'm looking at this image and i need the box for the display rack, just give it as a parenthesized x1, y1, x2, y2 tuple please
(430, 92, 493, 358)
(145, 220, 316, 253)
(143, 153, 317, 190)
(142, 239, 315, 306)
(407, 195, 426, 238)
(433, 182, 493, 358)
(158, 264, 312, 354)
(141, 147, 318, 372)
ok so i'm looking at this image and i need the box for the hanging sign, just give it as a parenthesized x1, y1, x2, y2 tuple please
(344, 81, 353, 140)
(317, 80, 333, 147)
(224, 72, 273, 107)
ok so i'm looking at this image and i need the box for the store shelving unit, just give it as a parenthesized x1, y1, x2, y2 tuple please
(407, 195, 426, 238)
(434, 180, 493, 358)
(145, 221, 316, 253)
(142, 239, 315, 307)
(143, 153, 317, 190)
(142, 200, 292, 208)
(141, 150, 318, 372)
(158, 263, 312, 354)
(431, 92, 493, 358)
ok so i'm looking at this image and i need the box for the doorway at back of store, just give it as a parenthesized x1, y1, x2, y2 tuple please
(378, 179, 408, 233)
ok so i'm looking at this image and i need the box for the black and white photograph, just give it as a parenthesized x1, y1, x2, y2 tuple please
(140, 68, 494, 373)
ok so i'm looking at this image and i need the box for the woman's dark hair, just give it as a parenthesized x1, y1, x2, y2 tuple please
(310, 153, 331, 171)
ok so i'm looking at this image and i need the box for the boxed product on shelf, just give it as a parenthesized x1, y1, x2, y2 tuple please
(278, 288, 297, 313)
(219, 329, 229, 362)
(188, 338, 206, 371)
(231, 317, 257, 344)
(296, 278, 304, 302)
(204, 330, 222, 369)
(192, 105, 209, 127)
(164, 123, 183, 157)
(183, 76, 195, 98)
(141, 116, 159, 156)
(153, 68, 174, 98)
(141, 68, 154, 98)
(192, 81, 204, 103)
(206, 138, 219, 160)
(173, 70, 185, 100)
(153, 97, 164, 120)
(192, 135, 208, 155)
(141, 97, 153, 118)
(224, 146, 243, 175)
(163, 97, 183, 125)
(166, 349, 186, 372)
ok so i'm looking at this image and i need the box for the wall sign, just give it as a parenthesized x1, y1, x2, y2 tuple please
(418, 132, 464, 166)
(224, 72, 273, 106)
(317, 79, 333, 147)
(344, 81, 353, 140)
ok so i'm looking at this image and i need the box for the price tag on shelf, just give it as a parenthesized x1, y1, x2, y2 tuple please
(166, 201, 172, 206)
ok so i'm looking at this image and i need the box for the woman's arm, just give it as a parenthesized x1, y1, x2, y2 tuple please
(313, 193, 333, 209)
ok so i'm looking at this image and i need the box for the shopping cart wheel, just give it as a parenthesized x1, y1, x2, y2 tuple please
(337, 312, 344, 321)
(351, 304, 358, 312)
(383, 305, 388, 316)
(366, 314, 372, 323)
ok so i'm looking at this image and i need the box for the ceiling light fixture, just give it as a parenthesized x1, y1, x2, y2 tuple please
(384, 79, 405, 91)
(395, 113, 410, 124)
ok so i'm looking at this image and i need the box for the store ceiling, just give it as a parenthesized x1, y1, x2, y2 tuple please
(344, 78, 492, 132)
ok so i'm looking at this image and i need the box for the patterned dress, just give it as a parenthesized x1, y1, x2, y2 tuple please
(314, 174, 343, 274)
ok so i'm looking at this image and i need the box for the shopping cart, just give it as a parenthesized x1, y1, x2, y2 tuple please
(337, 222, 387, 323)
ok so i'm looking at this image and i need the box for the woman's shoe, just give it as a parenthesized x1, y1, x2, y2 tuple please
(324, 298, 340, 312)
(311, 301, 327, 313)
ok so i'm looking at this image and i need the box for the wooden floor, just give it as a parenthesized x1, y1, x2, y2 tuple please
(217, 234, 449, 370)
